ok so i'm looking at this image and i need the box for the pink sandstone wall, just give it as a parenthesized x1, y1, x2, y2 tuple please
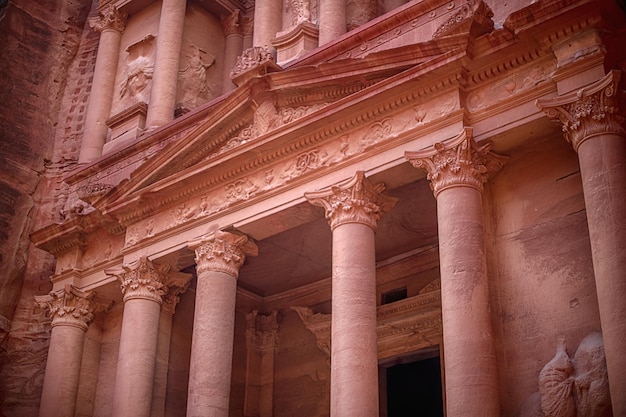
(487, 133, 602, 416)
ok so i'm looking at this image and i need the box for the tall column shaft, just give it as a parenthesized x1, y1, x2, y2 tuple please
(188, 269, 237, 416)
(146, 0, 187, 128)
(436, 186, 499, 416)
(78, 5, 126, 164)
(318, 0, 346, 45)
(36, 286, 96, 417)
(537, 71, 626, 415)
(221, 10, 244, 94)
(252, 0, 282, 50)
(187, 231, 258, 417)
(406, 127, 506, 417)
(577, 134, 626, 413)
(40, 326, 86, 417)
(111, 298, 161, 417)
(106, 256, 171, 417)
(306, 171, 397, 417)
(331, 222, 378, 417)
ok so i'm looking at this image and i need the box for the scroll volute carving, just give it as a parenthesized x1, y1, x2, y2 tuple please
(536, 333, 611, 417)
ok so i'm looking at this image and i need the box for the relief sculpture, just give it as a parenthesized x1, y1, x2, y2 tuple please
(521, 333, 611, 417)
(178, 44, 216, 109)
(120, 34, 155, 105)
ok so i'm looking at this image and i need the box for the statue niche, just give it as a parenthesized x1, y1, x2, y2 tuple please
(119, 34, 155, 106)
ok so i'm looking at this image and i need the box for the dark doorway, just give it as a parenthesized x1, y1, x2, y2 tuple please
(386, 356, 444, 417)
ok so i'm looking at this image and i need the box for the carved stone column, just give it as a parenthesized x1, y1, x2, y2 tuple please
(244, 310, 279, 417)
(318, 0, 346, 45)
(106, 256, 170, 417)
(187, 231, 258, 417)
(35, 285, 96, 417)
(252, 0, 282, 52)
(78, 4, 127, 163)
(151, 273, 192, 417)
(537, 70, 626, 416)
(221, 9, 244, 94)
(406, 128, 506, 417)
(305, 171, 397, 417)
(145, 0, 187, 128)
(242, 15, 254, 50)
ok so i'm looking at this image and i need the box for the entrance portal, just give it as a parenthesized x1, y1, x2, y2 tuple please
(384, 355, 444, 417)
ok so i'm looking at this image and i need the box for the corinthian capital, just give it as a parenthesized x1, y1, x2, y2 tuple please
(405, 127, 507, 197)
(221, 9, 242, 36)
(189, 230, 258, 278)
(106, 256, 169, 303)
(90, 4, 127, 33)
(305, 171, 398, 231)
(536, 71, 625, 151)
(35, 285, 96, 331)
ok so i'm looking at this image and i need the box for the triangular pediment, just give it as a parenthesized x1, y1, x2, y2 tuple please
(94, 36, 469, 220)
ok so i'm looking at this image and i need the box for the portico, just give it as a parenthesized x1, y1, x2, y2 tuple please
(27, 1, 625, 417)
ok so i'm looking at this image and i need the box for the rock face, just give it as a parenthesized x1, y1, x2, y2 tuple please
(0, 0, 94, 414)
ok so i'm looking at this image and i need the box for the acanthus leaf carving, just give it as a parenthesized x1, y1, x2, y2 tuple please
(304, 171, 398, 231)
(246, 310, 280, 351)
(536, 70, 625, 151)
(188, 230, 258, 278)
(89, 4, 127, 33)
(35, 284, 96, 331)
(221, 9, 242, 36)
(405, 127, 507, 196)
(105, 256, 169, 303)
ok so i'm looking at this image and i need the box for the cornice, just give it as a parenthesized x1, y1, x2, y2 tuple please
(104, 51, 467, 229)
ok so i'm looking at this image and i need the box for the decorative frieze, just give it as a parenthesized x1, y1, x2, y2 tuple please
(189, 230, 258, 278)
(405, 127, 507, 196)
(106, 256, 169, 303)
(536, 70, 625, 151)
(90, 4, 127, 33)
(305, 171, 398, 231)
(35, 285, 96, 331)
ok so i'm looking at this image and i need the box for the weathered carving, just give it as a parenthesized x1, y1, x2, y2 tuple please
(35, 285, 96, 331)
(281, 149, 330, 180)
(225, 177, 259, 202)
(90, 4, 127, 33)
(304, 171, 398, 231)
(246, 310, 279, 350)
(432, 0, 494, 39)
(106, 256, 169, 303)
(241, 15, 254, 37)
(161, 271, 192, 315)
(221, 9, 242, 36)
(120, 35, 155, 103)
(286, 0, 312, 26)
(536, 71, 625, 151)
(230, 46, 281, 86)
(291, 306, 331, 358)
(405, 127, 507, 196)
(189, 230, 258, 278)
(179, 44, 216, 108)
(347, 0, 378, 30)
(535, 334, 610, 417)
